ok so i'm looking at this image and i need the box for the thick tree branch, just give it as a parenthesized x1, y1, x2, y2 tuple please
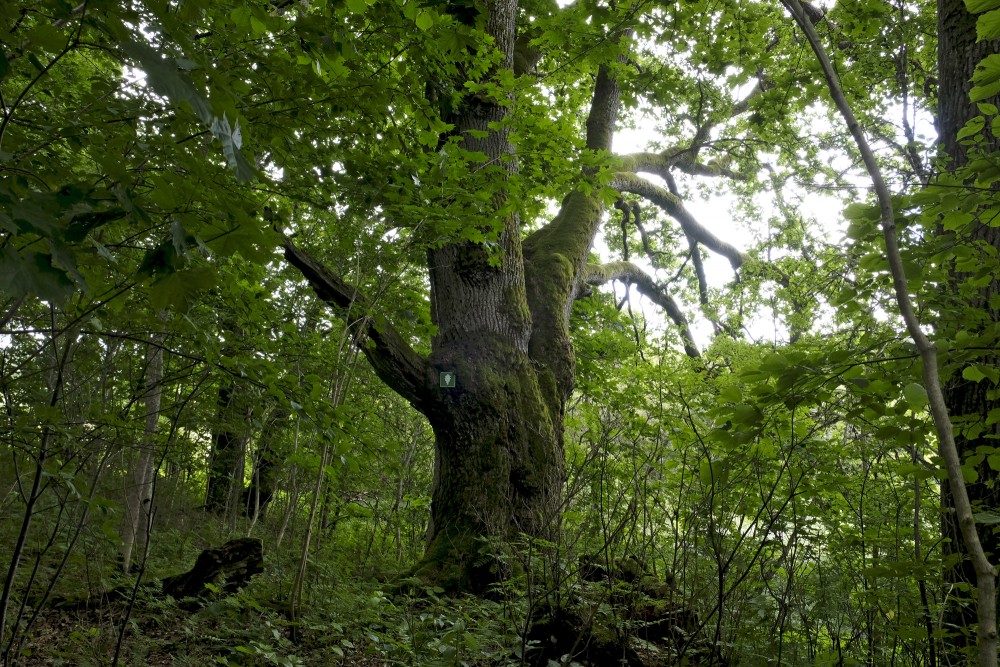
(611, 172, 746, 269)
(620, 150, 743, 181)
(524, 39, 628, 260)
(618, 79, 763, 181)
(661, 173, 711, 304)
(580, 261, 701, 358)
(282, 237, 431, 412)
(586, 46, 628, 152)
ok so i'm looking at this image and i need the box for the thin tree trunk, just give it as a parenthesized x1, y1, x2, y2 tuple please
(781, 2, 999, 664)
(275, 419, 302, 552)
(120, 311, 166, 573)
(1, 315, 71, 661)
(290, 337, 357, 618)
(912, 441, 937, 667)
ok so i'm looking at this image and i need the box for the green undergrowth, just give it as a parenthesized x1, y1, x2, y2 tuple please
(16, 553, 526, 666)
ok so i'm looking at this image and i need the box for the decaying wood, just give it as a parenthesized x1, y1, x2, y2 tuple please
(50, 538, 264, 611)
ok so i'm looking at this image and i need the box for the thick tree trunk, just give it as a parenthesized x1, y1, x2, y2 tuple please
(205, 381, 247, 514)
(403, 0, 564, 592)
(415, 344, 564, 592)
(936, 0, 1000, 654)
(283, 0, 621, 594)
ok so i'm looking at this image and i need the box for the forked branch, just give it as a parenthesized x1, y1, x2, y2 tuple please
(580, 261, 701, 358)
(611, 172, 746, 269)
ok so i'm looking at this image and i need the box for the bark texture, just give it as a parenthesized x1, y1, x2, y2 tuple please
(937, 0, 1000, 654)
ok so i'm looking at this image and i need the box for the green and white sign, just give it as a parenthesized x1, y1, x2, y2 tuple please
(439, 371, 456, 388)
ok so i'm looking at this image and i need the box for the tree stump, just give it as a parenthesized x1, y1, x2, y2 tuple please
(161, 537, 264, 601)
(47, 538, 264, 611)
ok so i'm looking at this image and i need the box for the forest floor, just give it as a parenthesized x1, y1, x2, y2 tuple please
(13, 592, 677, 667)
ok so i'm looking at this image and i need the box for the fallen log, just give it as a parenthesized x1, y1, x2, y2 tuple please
(50, 537, 264, 610)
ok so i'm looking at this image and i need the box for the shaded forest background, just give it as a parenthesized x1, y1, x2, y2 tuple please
(1, 0, 999, 665)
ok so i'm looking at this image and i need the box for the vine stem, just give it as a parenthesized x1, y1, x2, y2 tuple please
(780, 0, 998, 664)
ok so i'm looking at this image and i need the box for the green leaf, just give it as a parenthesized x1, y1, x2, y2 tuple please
(979, 102, 999, 115)
(0, 248, 75, 303)
(963, 365, 988, 382)
(699, 459, 714, 487)
(27, 53, 45, 73)
(843, 202, 880, 222)
(962, 465, 979, 484)
(731, 403, 761, 425)
(149, 266, 217, 311)
(418, 129, 439, 147)
(699, 459, 728, 487)
(25, 24, 66, 51)
(988, 454, 1000, 472)
(120, 38, 213, 124)
(957, 116, 986, 140)
(977, 9, 1000, 41)
(972, 80, 1000, 102)
(973, 511, 1000, 525)
(231, 6, 251, 26)
(902, 382, 928, 410)
(121, 39, 254, 181)
(963, 364, 1000, 384)
(347, 0, 367, 12)
(415, 10, 434, 30)
(760, 352, 790, 375)
(718, 385, 742, 403)
(971, 54, 1000, 100)
(966, 0, 1000, 13)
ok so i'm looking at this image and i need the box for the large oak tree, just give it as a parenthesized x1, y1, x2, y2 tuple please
(278, 0, 775, 588)
(0, 0, 934, 595)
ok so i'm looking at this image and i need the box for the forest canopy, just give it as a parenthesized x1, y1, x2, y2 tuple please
(1, 0, 999, 665)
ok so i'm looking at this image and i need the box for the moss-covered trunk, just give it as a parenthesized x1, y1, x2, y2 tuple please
(286, 0, 619, 595)
(414, 340, 564, 592)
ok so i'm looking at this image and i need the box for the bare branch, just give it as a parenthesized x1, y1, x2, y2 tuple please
(661, 173, 710, 304)
(580, 261, 701, 358)
(611, 172, 746, 269)
(689, 239, 709, 305)
(615, 198, 632, 261)
(282, 237, 431, 411)
(618, 78, 764, 181)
